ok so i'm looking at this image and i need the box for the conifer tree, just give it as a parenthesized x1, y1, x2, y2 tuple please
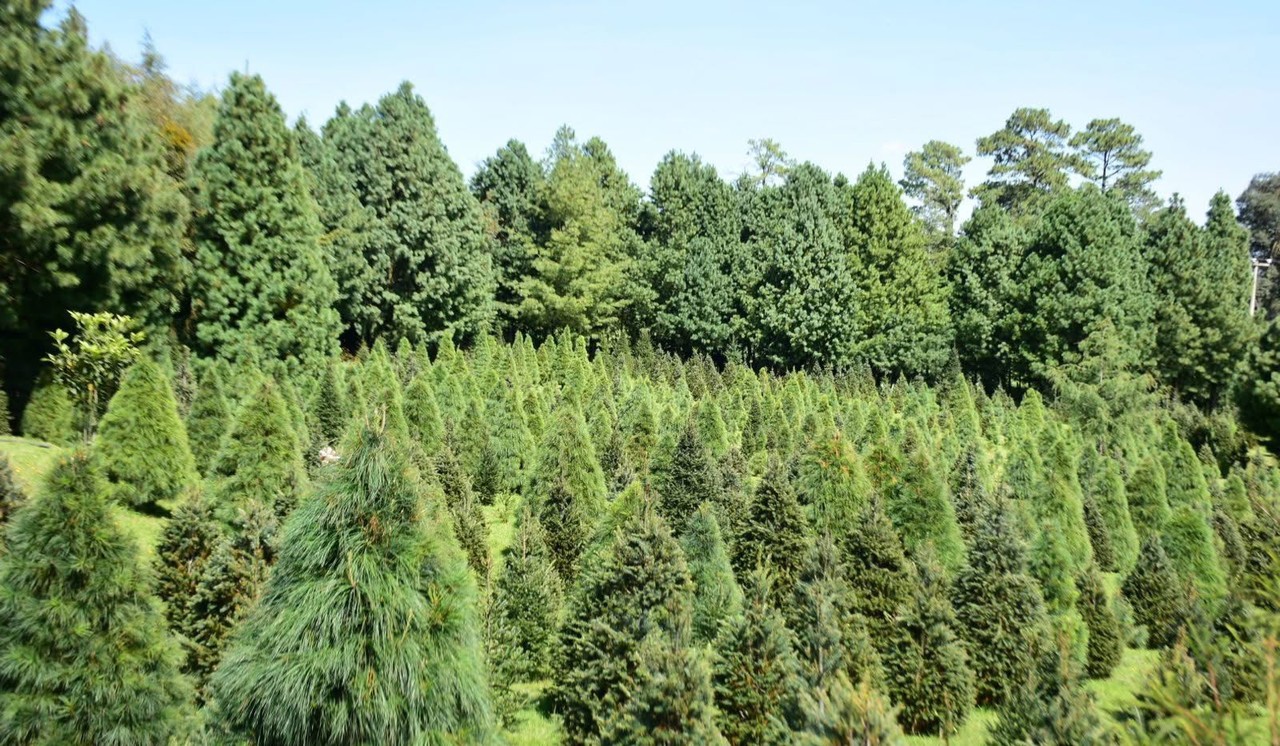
(0, 451, 193, 743)
(883, 431, 965, 572)
(990, 641, 1109, 746)
(188, 72, 340, 374)
(19, 373, 75, 445)
(1122, 535, 1192, 649)
(1127, 452, 1172, 535)
(1029, 523, 1089, 670)
(434, 442, 492, 584)
(186, 362, 231, 475)
(1, 4, 188, 405)
(209, 419, 495, 744)
(1081, 492, 1116, 572)
(732, 461, 811, 599)
(796, 429, 872, 547)
(155, 493, 223, 648)
(554, 504, 693, 743)
(532, 405, 607, 580)
(799, 672, 907, 746)
(471, 139, 545, 328)
(600, 630, 728, 746)
(207, 378, 307, 519)
(1077, 564, 1122, 679)
(403, 374, 445, 454)
(92, 356, 198, 508)
(1032, 428, 1093, 574)
(1163, 503, 1228, 613)
(488, 505, 562, 685)
(712, 569, 805, 746)
(657, 416, 723, 536)
(788, 535, 882, 691)
(948, 204, 1027, 384)
(952, 501, 1050, 707)
(681, 503, 744, 644)
(186, 500, 276, 685)
(311, 360, 349, 448)
(1089, 454, 1139, 573)
(845, 498, 915, 642)
(485, 379, 535, 497)
(0, 456, 27, 526)
(882, 548, 975, 736)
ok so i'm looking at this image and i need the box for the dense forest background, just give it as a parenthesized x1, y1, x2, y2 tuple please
(5, 2, 1280, 744)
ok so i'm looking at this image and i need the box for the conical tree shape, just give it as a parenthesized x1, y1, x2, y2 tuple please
(787, 534, 878, 690)
(434, 442, 491, 585)
(882, 548, 975, 736)
(845, 498, 915, 641)
(1078, 564, 1121, 679)
(1029, 523, 1089, 671)
(600, 630, 728, 746)
(532, 405, 606, 580)
(1032, 428, 1093, 574)
(208, 377, 308, 518)
(1163, 503, 1227, 614)
(799, 672, 906, 746)
(188, 72, 340, 374)
(1088, 454, 1139, 573)
(952, 500, 1050, 707)
(18, 373, 75, 446)
(186, 363, 232, 475)
(156, 493, 223, 651)
(1121, 535, 1192, 649)
(487, 504, 563, 684)
(1126, 453, 1171, 536)
(208, 418, 495, 744)
(990, 640, 1109, 746)
(0, 451, 193, 742)
(712, 567, 805, 746)
(187, 500, 276, 686)
(883, 429, 965, 572)
(92, 356, 198, 508)
(732, 461, 811, 599)
(796, 428, 873, 547)
(404, 374, 445, 454)
(485, 379, 535, 497)
(657, 416, 723, 536)
(554, 503, 693, 743)
(681, 503, 744, 644)
(311, 360, 350, 448)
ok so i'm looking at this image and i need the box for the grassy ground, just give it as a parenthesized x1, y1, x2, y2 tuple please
(0, 435, 167, 559)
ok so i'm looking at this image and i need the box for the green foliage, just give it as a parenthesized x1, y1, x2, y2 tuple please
(0, 450, 193, 743)
(881, 548, 974, 736)
(1239, 318, 1280, 443)
(733, 461, 811, 600)
(990, 641, 1110, 746)
(186, 362, 231, 474)
(1122, 535, 1192, 649)
(471, 139, 545, 328)
(787, 535, 879, 691)
(488, 504, 562, 684)
(0, 456, 26, 526)
(435, 443, 492, 584)
(209, 419, 495, 744)
(1088, 453, 1140, 573)
(188, 72, 340, 375)
(207, 378, 307, 518)
(952, 501, 1050, 707)
(797, 429, 872, 545)
(92, 356, 198, 508)
(531, 404, 606, 580)
(311, 360, 349, 448)
(1078, 564, 1122, 679)
(1070, 117, 1161, 212)
(712, 569, 805, 746)
(1162, 503, 1228, 613)
(600, 630, 728, 746)
(900, 140, 970, 241)
(0, 5, 187, 409)
(554, 504, 693, 744)
(948, 204, 1027, 384)
(42, 310, 145, 434)
(681, 503, 744, 644)
(798, 672, 906, 746)
(19, 372, 75, 446)
(1127, 453, 1172, 536)
(974, 107, 1084, 213)
(845, 498, 915, 640)
(656, 415, 722, 536)
(403, 374, 445, 454)
(155, 494, 223, 673)
(881, 429, 965, 572)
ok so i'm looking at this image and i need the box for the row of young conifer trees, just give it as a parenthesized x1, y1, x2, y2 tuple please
(1, 331, 1279, 743)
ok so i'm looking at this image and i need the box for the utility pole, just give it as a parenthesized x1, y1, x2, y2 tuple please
(1252, 256, 1273, 317)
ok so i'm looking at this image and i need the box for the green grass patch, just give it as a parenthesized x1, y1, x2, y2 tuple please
(0, 435, 62, 493)
(1089, 646, 1159, 716)
(905, 708, 997, 746)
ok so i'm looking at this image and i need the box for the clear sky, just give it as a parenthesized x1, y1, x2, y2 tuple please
(56, 0, 1279, 220)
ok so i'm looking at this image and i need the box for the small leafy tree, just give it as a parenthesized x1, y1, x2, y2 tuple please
(43, 311, 145, 436)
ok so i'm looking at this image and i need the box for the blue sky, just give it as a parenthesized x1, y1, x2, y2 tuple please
(57, 0, 1279, 220)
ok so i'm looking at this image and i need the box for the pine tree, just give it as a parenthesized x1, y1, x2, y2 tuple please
(1122, 535, 1192, 649)
(842, 163, 953, 379)
(845, 498, 915, 642)
(882, 430, 965, 572)
(0, 456, 27, 526)
(554, 504, 693, 743)
(882, 548, 974, 736)
(532, 405, 606, 580)
(186, 500, 276, 686)
(600, 630, 728, 746)
(795, 429, 872, 548)
(990, 641, 1110, 746)
(712, 569, 805, 746)
(19, 373, 75, 445)
(311, 360, 349, 448)
(1127, 452, 1172, 535)
(403, 374, 445, 454)
(681, 503, 744, 644)
(434, 442, 492, 584)
(1032, 428, 1093, 574)
(1077, 564, 1122, 679)
(733, 461, 811, 599)
(1089, 454, 1140, 573)
(187, 72, 340, 375)
(207, 378, 307, 519)
(1163, 503, 1228, 614)
(1070, 117, 1161, 212)
(1, 4, 188, 411)
(952, 501, 1050, 707)
(657, 416, 723, 536)
(485, 379, 535, 497)
(1029, 523, 1090, 671)
(471, 139, 545, 329)
(799, 672, 907, 746)
(186, 362, 231, 475)
(155, 493, 223, 652)
(948, 204, 1027, 384)
(788, 535, 881, 691)
(208, 419, 495, 744)
(91, 356, 198, 508)
(974, 107, 1084, 212)
(487, 505, 562, 684)
(0, 451, 193, 742)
